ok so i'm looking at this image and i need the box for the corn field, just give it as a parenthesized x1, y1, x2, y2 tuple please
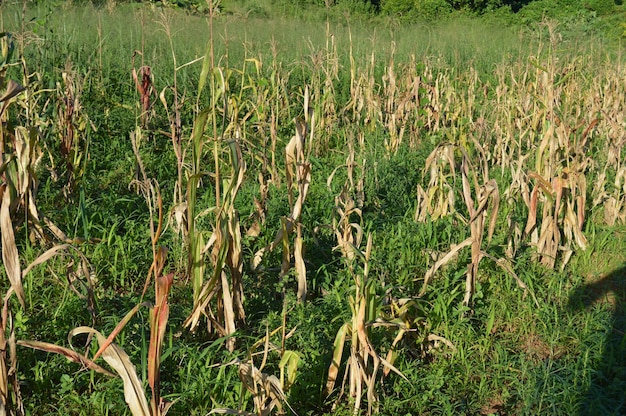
(0, 3, 625, 415)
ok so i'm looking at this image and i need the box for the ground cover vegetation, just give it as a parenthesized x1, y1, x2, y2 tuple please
(0, 0, 625, 414)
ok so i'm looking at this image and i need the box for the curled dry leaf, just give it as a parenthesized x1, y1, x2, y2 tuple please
(70, 327, 151, 416)
(17, 340, 114, 377)
(0, 189, 24, 308)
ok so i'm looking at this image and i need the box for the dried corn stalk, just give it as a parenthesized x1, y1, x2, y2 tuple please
(326, 235, 407, 415)
(251, 89, 314, 303)
(210, 347, 296, 416)
(418, 145, 533, 307)
(415, 143, 456, 222)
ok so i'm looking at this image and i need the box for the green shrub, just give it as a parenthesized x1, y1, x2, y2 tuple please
(381, 0, 415, 15)
(516, 0, 576, 22)
(416, 0, 453, 18)
(381, 0, 452, 19)
(584, 0, 615, 14)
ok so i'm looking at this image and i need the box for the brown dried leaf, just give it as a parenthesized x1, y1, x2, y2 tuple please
(419, 238, 472, 297)
(294, 229, 307, 303)
(17, 340, 115, 376)
(221, 270, 237, 352)
(148, 273, 173, 409)
(0, 80, 25, 103)
(1, 189, 24, 308)
(524, 186, 539, 236)
(70, 327, 150, 416)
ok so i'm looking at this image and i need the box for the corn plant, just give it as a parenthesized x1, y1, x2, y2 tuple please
(183, 67, 248, 352)
(0, 91, 27, 309)
(0, 34, 29, 415)
(326, 234, 408, 415)
(415, 143, 456, 223)
(184, 129, 248, 351)
(328, 170, 364, 264)
(251, 89, 313, 303)
(327, 134, 365, 210)
(458, 149, 499, 307)
(380, 45, 424, 152)
(55, 61, 91, 198)
(303, 22, 338, 153)
(418, 145, 535, 308)
(210, 325, 299, 416)
(345, 31, 380, 131)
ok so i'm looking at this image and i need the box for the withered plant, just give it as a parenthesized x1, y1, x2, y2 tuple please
(345, 30, 380, 132)
(210, 325, 299, 416)
(512, 25, 591, 270)
(251, 88, 314, 303)
(326, 234, 409, 415)
(156, 10, 185, 206)
(0, 32, 33, 415)
(55, 61, 92, 198)
(417, 144, 534, 308)
(184, 123, 248, 352)
(20, 163, 174, 416)
(183, 58, 248, 353)
(415, 143, 456, 222)
(132, 52, 154, 130)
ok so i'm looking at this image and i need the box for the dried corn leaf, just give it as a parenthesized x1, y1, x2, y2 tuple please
(148, 273, 173, 407)
(17, 340, 114, 377)
(294, 229, 306, 302)
(70, 327, 150, 416)
(419, 238, 472, 297)
(326, 322, 348, 395)
(1, 189, 24, 308)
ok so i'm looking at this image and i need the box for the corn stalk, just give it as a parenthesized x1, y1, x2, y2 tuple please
(184, 66, 247, 352)
(251, 89, 313, 303)
(210, 328, 298, 416)
(326, 234, 407, 415)
(417, 145, 535, 308)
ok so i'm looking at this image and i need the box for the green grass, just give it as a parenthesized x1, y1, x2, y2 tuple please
(1, 1, 625, 415)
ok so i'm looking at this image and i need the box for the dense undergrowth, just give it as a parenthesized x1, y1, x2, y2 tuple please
(0, 1, 625, 415)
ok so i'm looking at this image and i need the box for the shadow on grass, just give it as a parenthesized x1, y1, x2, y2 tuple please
(568, 264, 626, 415)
